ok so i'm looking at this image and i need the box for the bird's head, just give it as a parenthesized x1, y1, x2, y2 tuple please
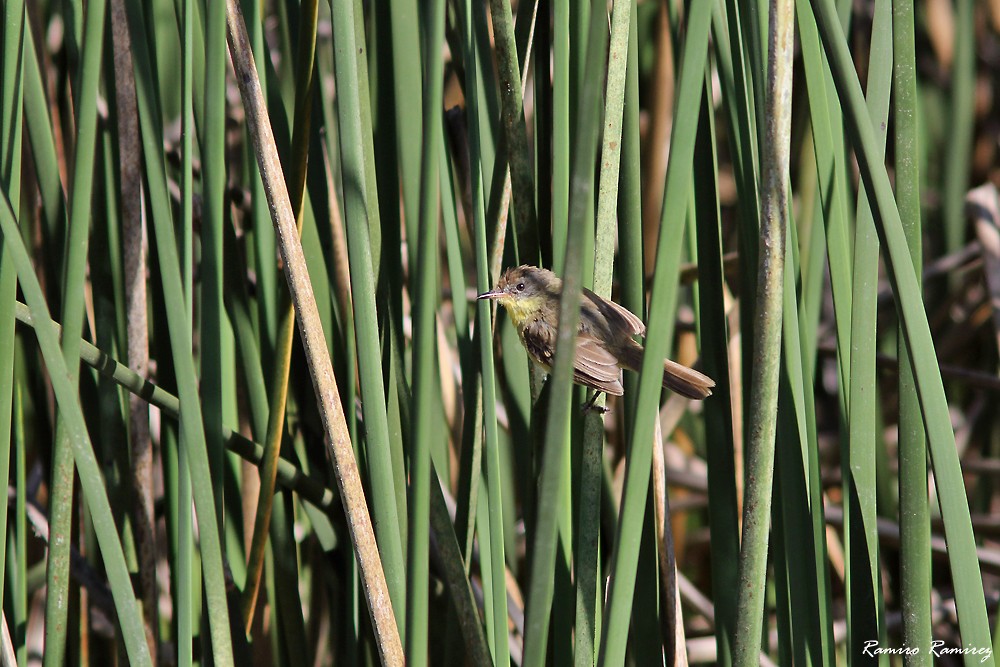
(477, 265, 560, 327)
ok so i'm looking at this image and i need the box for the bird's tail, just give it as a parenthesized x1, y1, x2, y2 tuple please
(620, 341, 715, 400)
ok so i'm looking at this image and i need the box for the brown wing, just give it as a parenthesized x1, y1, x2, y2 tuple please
(522, 319, 624, 395)
(582, 288, 646, 337)
(573, 336, 624, 395)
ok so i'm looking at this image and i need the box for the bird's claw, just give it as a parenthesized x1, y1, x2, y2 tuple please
(580, 393, 610, 415)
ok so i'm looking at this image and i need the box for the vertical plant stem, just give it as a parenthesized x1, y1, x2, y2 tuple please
(225, 2, 403, 663)
(0, 194, 153, 667)
(387, 0, 422, 272)
(243, 0, 278, 349)
(241, 0, 319, 631)
(650, 412, 688, 666)
(201, 0, 229, 529)
(795, 0, 853, 420)
(551, 0, 569, 272)
(846, 0, 892, 655)
(428, 467, 493, 664)
(732, 1, 794, 664)
(12, 385, 26, 667)
(717, 0, 765, 417)
(460, 0, 510, 661)
(126, 3, 233, 665)
(597, 3, 712, 665)
(618, 0, 644, 346)
(0, 0, 24, 627)
(693, 66, 740, 664)
(617, 21, 644, 659)
(45, 0, 108, 661)
(406, 0, 446, 661)
(122, 0, 235, 657)
(574, 0, 631, 663)
(325, 0, 408, 638)
(775, 214, 830, 664)
(942, 0, 974, 260)
(893, 0, 931, 662)
(812, 0, 990, 646)
(810, 0, 994, 656)
(641, 4, 674, 274)
(522, 0, 608, 663)
(176, 0, 195, 659)
(592, 0, 630, 297)
(533, 0, 552, 267)
(109, 0, 157, 658)
(21, 24, 65, 276)
(486, 0, 539, 264)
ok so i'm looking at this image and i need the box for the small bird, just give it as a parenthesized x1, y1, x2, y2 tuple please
(477, 265, 715, 401)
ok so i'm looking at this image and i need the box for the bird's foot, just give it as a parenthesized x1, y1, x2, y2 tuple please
(580, 392, 610, 415)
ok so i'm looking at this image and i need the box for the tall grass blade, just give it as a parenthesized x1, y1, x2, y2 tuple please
(325, 1, 408, 639)
(522, 0, 608, 662)
(405, 0, 446, 660)
(487, 0, 539, 265)
(226, 1, 403, 661)
(459, 0, 510, 661)
(845, 0, 892, 654)
(810, 0, 995, 655)
(11, 382, 27, 666)
(386, 0, 422, 272)
(892, 0, 932, 660)
(550, 0, 569, 272)
(45, 0, 109, 660)
(692, 69, 740, 665)
(795, 0, 854, 403)
(0, 0, 24, 630)
(573, 0, 631, 662)
(597, 3, 711, 664)
(0, 193, 153, 667)
(732, 2, 795, 664)
(941, 0, 974, 261)
(124, 0, 235, 657)
(241, 0, 319, 631)
(201, 0, 230, 532)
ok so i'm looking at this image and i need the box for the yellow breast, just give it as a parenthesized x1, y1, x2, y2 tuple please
(498, 295, 542, 331)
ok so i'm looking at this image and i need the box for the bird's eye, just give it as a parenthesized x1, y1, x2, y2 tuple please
(516, 282, 525, 292)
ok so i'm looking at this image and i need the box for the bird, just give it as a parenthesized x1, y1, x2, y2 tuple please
(477, 265, 715, 402)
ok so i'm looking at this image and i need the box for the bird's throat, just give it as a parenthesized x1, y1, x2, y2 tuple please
(501, 296, 543, 331)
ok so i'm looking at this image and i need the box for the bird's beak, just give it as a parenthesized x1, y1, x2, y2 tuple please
(477, 289, 503, 300)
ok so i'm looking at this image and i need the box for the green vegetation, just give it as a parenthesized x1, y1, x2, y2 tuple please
(1, 0, 998, 664)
